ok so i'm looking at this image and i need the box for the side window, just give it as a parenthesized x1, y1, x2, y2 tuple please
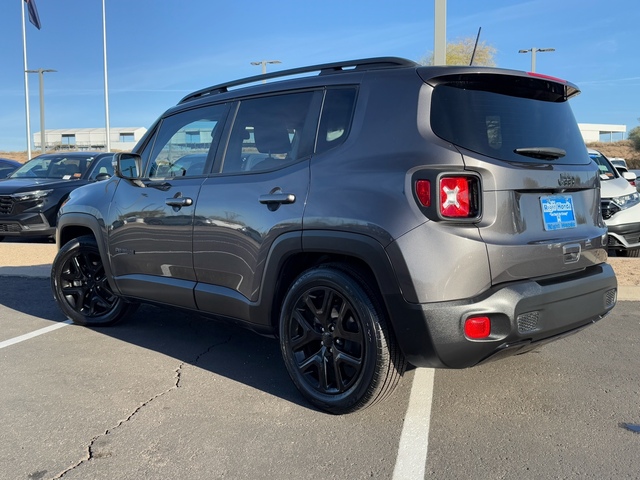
(87, 155, 114, 180)
(148, 104, 227, 179)
(316, 87, 357, 155)
(222, 92, 315, 173)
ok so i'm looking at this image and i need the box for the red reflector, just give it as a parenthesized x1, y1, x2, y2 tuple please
(464, 316, 491, 339)
(416, 180, 431, 207)
(440, 177, 471, 217)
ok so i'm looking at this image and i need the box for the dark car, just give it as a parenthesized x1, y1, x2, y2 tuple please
(0, 152, 114, 241)
(51, 58, 617, 414)
(0, 158, 21, 178)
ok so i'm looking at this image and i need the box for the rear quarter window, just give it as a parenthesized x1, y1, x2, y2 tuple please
(315, 87, 357, 155)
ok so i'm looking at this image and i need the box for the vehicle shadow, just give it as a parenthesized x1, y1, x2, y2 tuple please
(0, 276, 310, 410)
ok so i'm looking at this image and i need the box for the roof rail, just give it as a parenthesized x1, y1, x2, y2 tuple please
(179, 57, 417, 104)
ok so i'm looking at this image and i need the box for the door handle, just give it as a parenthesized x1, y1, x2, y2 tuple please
(165, 197, 193, 207)
(259, 193, 296, 205)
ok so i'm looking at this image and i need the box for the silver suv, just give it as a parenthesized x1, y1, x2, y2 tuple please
(51, 58, 617, 413)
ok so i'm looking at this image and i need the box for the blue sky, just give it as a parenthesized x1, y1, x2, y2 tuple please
(1, 0, 638, 152)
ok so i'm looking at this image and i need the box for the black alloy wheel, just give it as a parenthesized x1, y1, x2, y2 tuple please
(279, 265, 405, 414)
(51, 235, 137, 326)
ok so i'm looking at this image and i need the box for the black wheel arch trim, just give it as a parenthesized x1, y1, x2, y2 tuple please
(56, 213, 120, 295)
(299, 230, 431, 364)
(300, 230, 417, 301)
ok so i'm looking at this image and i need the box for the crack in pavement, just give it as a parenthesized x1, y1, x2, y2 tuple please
(51, 335, 232, 479)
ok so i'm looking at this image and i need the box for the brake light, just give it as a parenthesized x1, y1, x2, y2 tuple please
(527, 71, 567, 84)
(464, 316, 491, 339)
(439, 176, 478, 218)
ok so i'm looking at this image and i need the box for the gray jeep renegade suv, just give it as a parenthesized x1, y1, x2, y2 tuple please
(51, 57, 617, 414)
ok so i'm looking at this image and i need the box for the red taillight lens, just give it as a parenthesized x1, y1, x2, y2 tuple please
(416, 180, 431, 207)
(440, 176, 472, 217)
(464, 316, 491, 339)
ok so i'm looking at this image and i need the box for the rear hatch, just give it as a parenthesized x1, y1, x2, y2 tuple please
(421, 69, 606, 285)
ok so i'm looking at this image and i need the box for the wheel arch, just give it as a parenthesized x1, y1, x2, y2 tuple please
(261, 231, 415, 334)
(57, 213, 120, 295)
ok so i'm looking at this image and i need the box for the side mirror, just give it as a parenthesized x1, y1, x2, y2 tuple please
(113, 152, 142, 179)
(95, 173, 111, 181)
(622, 171, 637, 182)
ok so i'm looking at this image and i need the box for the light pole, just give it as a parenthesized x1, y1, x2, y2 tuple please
(251, 60, 282, 82)
(26, 68, 56, 153)
(518, 48, 555, 73)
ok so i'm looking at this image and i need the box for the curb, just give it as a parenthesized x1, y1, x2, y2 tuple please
(617, 286, 640, 301)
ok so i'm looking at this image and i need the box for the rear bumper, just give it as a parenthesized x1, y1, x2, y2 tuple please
(387, 263, 617, 368)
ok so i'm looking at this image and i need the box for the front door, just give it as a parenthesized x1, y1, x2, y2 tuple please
(107, 104, 228, 308)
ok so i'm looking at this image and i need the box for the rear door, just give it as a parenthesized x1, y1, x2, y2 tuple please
(193, 90, 321, 320)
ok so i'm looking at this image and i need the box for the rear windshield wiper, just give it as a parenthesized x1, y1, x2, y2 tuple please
(514, 147, 566, 160)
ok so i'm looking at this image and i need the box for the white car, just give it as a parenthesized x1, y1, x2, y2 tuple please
(609, 157, 628, 169)
(589, 148, 640, 256)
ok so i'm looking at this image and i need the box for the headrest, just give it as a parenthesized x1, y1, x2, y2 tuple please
(254, 124, 290, 154)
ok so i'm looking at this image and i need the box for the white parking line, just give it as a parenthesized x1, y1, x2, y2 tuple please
(392, 367, 435, 480)
(0, 320, 72, 350)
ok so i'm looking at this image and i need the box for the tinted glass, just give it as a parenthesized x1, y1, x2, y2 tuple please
(148, 104, 227, 178)
(431, 82, 588, 164)
(316, 87, 357, 155)
(222, 92, 315, 173)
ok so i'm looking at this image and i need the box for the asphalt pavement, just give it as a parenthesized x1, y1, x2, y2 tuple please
(1, 240, 639, 479)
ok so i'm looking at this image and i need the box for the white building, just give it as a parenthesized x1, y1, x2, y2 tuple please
(33, 127, 147, 151)
(578, 123, 626, 143)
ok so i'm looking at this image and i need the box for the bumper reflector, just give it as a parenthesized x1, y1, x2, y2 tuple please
(464, 316, 491, 339)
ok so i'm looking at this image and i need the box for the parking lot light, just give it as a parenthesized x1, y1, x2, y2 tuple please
(518, 47, 555, 72)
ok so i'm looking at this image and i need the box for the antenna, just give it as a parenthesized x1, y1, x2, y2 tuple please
(469, 27, 482, 66)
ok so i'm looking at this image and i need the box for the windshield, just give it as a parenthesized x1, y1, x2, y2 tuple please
(10, 154, 94, 179)
(589, 151, 618, 181)
(430, 79, 589, 164)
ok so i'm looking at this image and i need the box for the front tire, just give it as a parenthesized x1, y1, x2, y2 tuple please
(279, 265, 406, 414)
(51, 235, 137, 326)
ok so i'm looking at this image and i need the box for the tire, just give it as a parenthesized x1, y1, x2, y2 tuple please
(279, 265, 406, 414)
(51, 235, 137, 326)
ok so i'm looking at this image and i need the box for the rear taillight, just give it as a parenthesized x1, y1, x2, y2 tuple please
(414, 174, 480, 220)
(415, 180, 431, 207)
(439, 175, 479, 218)
(440, 177, 470, 217)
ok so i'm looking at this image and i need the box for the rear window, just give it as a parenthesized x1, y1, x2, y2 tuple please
(430, 77, 589, 164)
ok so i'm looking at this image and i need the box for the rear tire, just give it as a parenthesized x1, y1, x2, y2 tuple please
(51, 235, 137, 326)
(279, 265, 406, 414)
